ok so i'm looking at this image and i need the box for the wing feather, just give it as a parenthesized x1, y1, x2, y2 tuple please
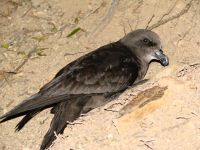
(0, 42, 140, 123)
(40, 42, 140, 96)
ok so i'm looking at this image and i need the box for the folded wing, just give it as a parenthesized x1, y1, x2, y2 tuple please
(0, 41, 139, 125)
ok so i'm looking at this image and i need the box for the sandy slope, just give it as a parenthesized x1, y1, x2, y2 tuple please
(0, 0, 200, 149)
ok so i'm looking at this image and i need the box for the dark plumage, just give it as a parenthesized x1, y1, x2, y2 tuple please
(0, 29, 169, 150)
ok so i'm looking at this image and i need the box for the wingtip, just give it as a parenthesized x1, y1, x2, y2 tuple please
(0, 113, 7, 123)
(0, 111, 19, 124)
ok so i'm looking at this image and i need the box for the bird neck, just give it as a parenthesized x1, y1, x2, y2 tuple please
(135, 59, 149, 84)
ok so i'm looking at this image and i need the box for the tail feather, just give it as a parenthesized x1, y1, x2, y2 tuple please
(40, 97, 89, 150)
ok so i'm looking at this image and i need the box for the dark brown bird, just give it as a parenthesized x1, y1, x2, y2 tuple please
(0, 29, 169, 150)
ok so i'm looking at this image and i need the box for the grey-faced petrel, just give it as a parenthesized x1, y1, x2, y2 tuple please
(0, 29, 169, 150)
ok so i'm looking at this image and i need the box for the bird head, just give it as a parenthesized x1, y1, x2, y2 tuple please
(120, 29, 169, 66)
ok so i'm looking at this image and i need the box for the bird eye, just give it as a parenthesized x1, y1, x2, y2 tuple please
(143, 38, 150, 44)
(159, 49, 163, 53)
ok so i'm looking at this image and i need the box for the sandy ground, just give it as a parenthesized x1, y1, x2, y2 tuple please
(0, 0, 200, 149)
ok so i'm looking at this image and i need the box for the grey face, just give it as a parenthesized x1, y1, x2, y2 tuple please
(120, 29, 169, 66)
